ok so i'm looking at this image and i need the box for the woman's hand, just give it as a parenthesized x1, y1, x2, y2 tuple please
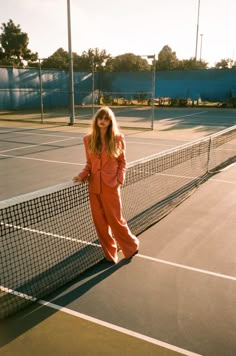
(73, 175, 83, 184)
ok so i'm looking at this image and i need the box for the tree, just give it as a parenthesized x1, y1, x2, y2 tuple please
(214, 58, 235, 69)
(29, 47, 111, 72)
(74, 48, 111, 72)
(39, 48, 70, 70)
(0, 19, 38, 66)
(105, 53, 150, 72)
(176, 57, 208, 70)
(155, 45, 179, 70)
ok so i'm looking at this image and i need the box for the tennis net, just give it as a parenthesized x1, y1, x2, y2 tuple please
(1, 125, 236, 319)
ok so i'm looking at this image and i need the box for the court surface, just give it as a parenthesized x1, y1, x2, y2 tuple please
(0, 108, 236, 355)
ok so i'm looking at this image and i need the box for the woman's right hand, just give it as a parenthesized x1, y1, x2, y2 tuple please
(73, 175, 83, 184)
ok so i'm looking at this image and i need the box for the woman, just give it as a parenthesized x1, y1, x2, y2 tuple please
(73, 106, 139, 263)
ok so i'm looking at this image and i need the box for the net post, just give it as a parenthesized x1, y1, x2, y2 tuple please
(207, 136, 212, 173)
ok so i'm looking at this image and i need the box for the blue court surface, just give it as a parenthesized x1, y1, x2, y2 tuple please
(0, 108, 236, 355)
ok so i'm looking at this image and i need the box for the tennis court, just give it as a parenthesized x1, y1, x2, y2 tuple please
(0, 107, 236, 355)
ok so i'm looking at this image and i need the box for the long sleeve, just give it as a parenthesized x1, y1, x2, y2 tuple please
(117, 136, 127, 185)
(78, 136, 91, 182)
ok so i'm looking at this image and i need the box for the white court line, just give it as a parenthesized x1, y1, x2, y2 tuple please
(130, 171, 198, 180)
(219, 161, 236, 171)
(1, 131, 76, 138)
(4, 218, 236, 284)
(0, 286, 37, 301)
(127, 140, 175, 147)
(0, 153, 84, 165)
(208, 161, 236, 179)
(137, 254, 236, 281)
(2, 231, 234, 355)
(0, 285, 201, 356)
(165, 111, 209, 120)
(0, 127, 78, 136)
(209, 178, 236, 184)
(0, 130, 15, 134)
(0, 137, 80, 153)
(1, 222, 101, 248)
(38, 300, 201, 356)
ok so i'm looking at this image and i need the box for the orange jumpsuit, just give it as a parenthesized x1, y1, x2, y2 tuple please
(79, 134, 139, 263)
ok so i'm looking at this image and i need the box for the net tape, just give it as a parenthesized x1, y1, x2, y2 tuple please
(0, 125, 236, 318)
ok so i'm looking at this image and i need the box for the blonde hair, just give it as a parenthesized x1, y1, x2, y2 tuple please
(88, 106, 123, 157)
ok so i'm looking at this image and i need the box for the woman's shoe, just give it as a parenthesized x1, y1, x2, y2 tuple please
(127, 249, 139, 259)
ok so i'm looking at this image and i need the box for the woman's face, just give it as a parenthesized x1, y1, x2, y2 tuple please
(97, 115, 111, 129)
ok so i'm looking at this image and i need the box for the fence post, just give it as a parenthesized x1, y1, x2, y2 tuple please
(38, 59, 44, 124)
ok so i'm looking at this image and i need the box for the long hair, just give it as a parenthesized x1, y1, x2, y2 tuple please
(88, 106, 123, 157)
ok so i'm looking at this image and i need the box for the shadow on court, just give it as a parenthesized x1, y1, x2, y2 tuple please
(0, 258, 131, 346)
(154, 107, 236, 133)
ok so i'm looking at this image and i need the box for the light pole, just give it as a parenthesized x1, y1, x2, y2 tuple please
(195, 0, 201, 60)
(67, 0, 75, 125)
(200, 34, 203, 62)
(147, 54, 156, 130)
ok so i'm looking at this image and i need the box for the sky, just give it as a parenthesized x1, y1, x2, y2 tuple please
(1, 0, 236, 66)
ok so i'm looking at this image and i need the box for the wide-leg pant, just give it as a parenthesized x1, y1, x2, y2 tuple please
(89, 182, 139, 263)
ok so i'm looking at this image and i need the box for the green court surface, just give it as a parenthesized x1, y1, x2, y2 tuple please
(0, 302, 183, 356)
